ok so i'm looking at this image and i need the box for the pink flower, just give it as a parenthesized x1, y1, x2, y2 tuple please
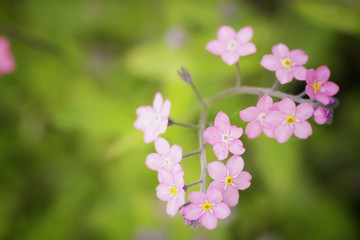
(264, 98, 314, 143)
(184, 189, 231, 230)
(305, 66, 339, 105)
(206, 25, 256, 65)
(313, 106, 333, 125)
(239, 94, 276, 139)
(208, 155, 252, 207)
(156, 169, 185, 217)
(0, 37, 16, 76)
(203, 111, 245, 160)
(260, 43, 308, 84)
(134, 92, 171, 143)
(146, 137, 182, 173)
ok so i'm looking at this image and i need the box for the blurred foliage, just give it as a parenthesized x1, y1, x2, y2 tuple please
(0, 0, 359, 239)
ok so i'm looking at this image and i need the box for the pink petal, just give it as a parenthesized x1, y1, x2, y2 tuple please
(185, 204, 203, 220)
(290, 49, 308, 65)
(278, 98, 296, 115)
(245, 121, 262, 139)
(166, 198, 179, 217)
(217, 25, 236, 41)
(323, 81, 339, 96)
(158, 169, 173, 185)
(256, 94, 273, 111)
(293, 121, 312, 139)
(291, 66, 307, 81)
(316, 66, 330, 83)
(143, 127, 159, 143)
(214, 142, 229, 161)
(208, 161, 227, 180)
(200, 212, 218, 230)
(206, 189, 223, 204)
(208, 180, 225, 193)
(272, 43, 290, 58)
(153, 92, 163, 112)
(214, 111, 230, 133)
(240, 106, 259, 122)
(134, 106, 154, 130)
(188, 191, 206, 204)
(275, 68, 293, 84)
(260, 54, 281, 71)
(233, 171, 252, 190)
(229, 126, 243, 138)
(263, 127, 274, 138)
(227, 155, 244, 177)
(221, 51, 239, 65)
(156, 184, 171, 201)
(315, 93, 330, 105)
(263, 110, 284, 128)
(170, 145, 182, 164)
(155, 137, 170, 155)
(228, 139, 245, 156)
(145, 153, 162, 171)
(203, 126, 222, 145)
(237, 42, 256, 56)
(274, 124, 293, 143)
(173, 171, 185, 188)
(206, 40, 226, 55)
(236, 26, 253, 44)
(305, 84, 316, 100)
(305, 68, 316, 84)
(222, 187, 239, 207)
(295, 103, 314, 120)
(161, 99, 171, 117)
(212, 202, 231, 219)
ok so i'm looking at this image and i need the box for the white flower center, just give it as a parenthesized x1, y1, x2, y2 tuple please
(162, 157, 171, 167)
(258, 112, 266, 124)
(154, 114, 161, 123)
(227, 40, 238, 51)
(221, 133, 231, 143)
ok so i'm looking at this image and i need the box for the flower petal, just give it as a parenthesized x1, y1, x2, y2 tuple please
(134, 106, 154, 130)
(260, 54, 281, 71)
(155, 137, 170, 155)
(214, 111, 231, 133)
(217, 25, 236, 41)
(206, 40, 226, 55)
(156, 184, 171, 201)
(145, 153, 162, 171)
(208, 180, 225, 193)
(188, 191, 206, 204)
(233, 171, 252, 190)
(173, 171, 185, 188)
(221, 51, 239, 65)
(263, 110, 284, 128)
(222, 187, 239, 207)
(295, 103, 314, 120)
(213, 142, 229, 160)
(228, 139, 245, 156)
(278, 98, 296, 115)
(291, 66, 307, 81)
(236, 26, 253, 44)
(227, 155, 244, 177)
(276, 68, 293, 84)
(237, 42, 256, 56)
(170, 145, 182, 164)
(185, 203, 203, 220)
(274, 124, 293, 143)
(272, 43, 290, 58)
(200, 212, 218, 230)
(153, 92, 163, 112)
(323, 81, 339, 96)
(206, 189, 223, 204)
(240, 106, 259, 122)
(212, 202, 231, 219)
(203, 126, 222, 145)
(158, 169, 174, 185)
(290, 49, 308, 65)
(257, 94, 273, 111)
(316, 65, 330, 83)
(166, 198, 180, 217)
(161, 99, 171, 117)
(208, 161, 227, 180)
(229, 126, 243, 138)
(245, 121, 262, 139)
(293, 121, 312, 139)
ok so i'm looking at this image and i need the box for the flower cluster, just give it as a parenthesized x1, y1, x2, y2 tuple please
(134, 25, 340, 230)
(0, 37, 16, 76)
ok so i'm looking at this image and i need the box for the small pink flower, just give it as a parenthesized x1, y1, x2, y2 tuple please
(264, 98, 314, 143)
(134, 92, 171, 143)
(156, 169, 185, 217)
(313, 106, 333, 125)
(206, 25, 256, 65)
(203, 111, 245, 160)
(240, 94, 275, 139)
(145, 137, 182, 173)
(260, 43, 308, 84)
(208, 155, 252, 207)
(184, 189, 231, 230)
(0, 37, 16, 76)
(305, 66, 339, 105)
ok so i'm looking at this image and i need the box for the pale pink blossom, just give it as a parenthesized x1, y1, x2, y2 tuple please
(146, 137, 182, 173)
(264, 98, 314, 143)
(134, 92, 171, 143)
(203, 111, 245, 160)
(156, 169, 185, 217)
(206, 25, 256, 65)
(239, 94, 276, 139)
(208, 155, 252, 207)
(0, 37, 16, 76)
(184, 189, 231, 230)
(305, 66, 339, 105)
(260, 43, 308, 84)
(313, 106, 333, 125)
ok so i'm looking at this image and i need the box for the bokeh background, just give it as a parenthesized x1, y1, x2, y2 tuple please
(1, 0, 360, 239)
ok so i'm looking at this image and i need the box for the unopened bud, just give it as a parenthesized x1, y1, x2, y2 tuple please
(177, 67, 193, 84)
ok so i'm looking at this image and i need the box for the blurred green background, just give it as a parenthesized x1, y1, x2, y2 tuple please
(1, 0, 360, 239)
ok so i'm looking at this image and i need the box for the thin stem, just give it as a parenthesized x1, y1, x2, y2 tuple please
(271, 80, 280, 91)
(184, 180, 202, 191)
(235, 62, 241, 88)
(190, 82, 207, 110)
(170, 120, 199, 129)
(182, 150, 201, 159)
(296, 91, 306, 98)
(198, 109, 208, 192)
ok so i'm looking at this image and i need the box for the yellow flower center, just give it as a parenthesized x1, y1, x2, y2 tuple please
(202, 202, 212, 211)
(286, 115, 295, 124)
(225, 176, 233, 185)
(312, 82, 320, 92)
(170, 186, 177, 195)
(282, 58, 292, 68)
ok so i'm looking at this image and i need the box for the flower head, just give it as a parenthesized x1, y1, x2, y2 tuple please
(203, 111, 245, 160)
(208, 155, 252, 207)
(134, 92, 171, 143)
(305, 66, 339, 105)
(206, 26, 256, 65)
(145, 137, 182, 173)
(184, 189, 231, 230)
(156, 169, 185, 217)
(260, 43, 308, 84)
(0, 37, 16, 76)
(313, 106, 333, 125)
(264, 98, 314, 143)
